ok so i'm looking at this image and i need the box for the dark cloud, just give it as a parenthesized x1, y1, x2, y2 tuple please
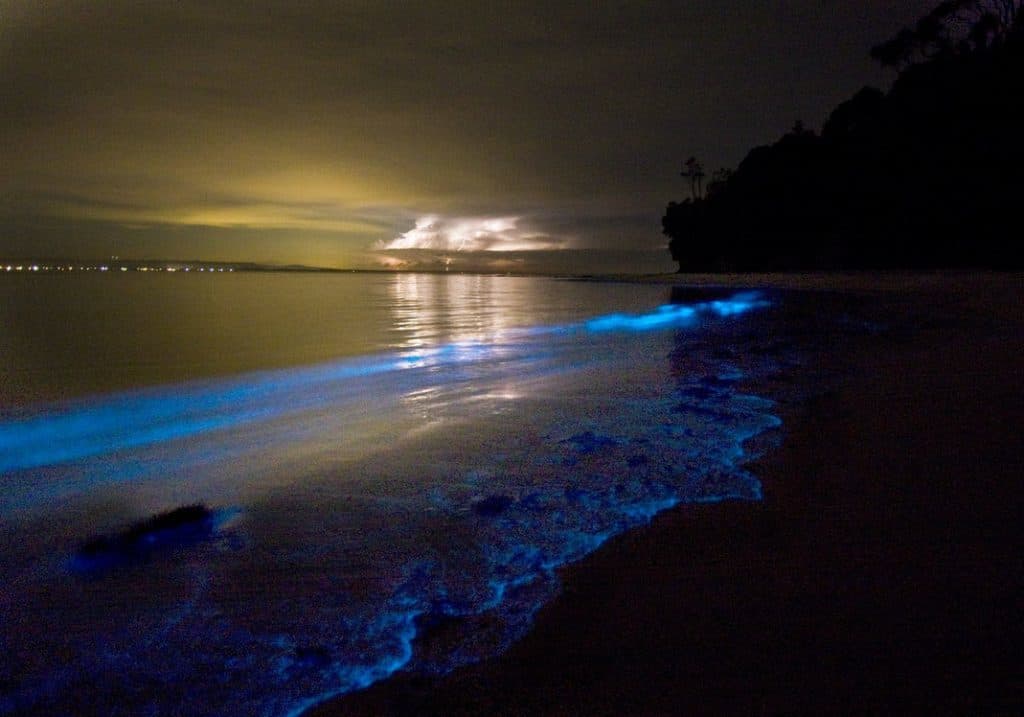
(0, 0, 935, 270)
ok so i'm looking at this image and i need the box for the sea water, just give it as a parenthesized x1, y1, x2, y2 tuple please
(0, 272, 781, 716)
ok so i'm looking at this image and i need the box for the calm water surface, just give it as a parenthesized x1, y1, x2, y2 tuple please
(0, 273, 779, 716)
(0, 273, 669, 406)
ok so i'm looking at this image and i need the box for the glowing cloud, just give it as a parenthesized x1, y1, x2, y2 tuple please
(378, 215, 567, 252)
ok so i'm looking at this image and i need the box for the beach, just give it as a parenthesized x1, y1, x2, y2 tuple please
(310, 274, 1024, 715)
(2, 272, 1020, 715)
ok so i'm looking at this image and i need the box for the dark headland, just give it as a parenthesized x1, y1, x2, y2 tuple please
(663, 1, 1024, 273)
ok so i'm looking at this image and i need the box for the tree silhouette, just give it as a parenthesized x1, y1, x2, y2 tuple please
(681, 157, 706, 200)
(871, 0, 1022, 68)
(870, 27, 919, 68)
(707, 168, 733, 198)
(663, 0, 1024, 272)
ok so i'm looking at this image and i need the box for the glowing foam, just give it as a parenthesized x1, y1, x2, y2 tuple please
(0, 292, 768, 476)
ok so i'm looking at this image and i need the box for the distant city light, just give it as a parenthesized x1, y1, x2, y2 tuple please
(0, 261, 238, 275)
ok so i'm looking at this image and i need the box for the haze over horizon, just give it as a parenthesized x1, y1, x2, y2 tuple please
(1, 1, 934, 273)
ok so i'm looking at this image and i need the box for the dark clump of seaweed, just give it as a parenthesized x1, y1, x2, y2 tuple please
(73, 504, 215, 571)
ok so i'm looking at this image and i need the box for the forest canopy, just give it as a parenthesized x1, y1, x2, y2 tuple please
(662, 0, 1023, 271)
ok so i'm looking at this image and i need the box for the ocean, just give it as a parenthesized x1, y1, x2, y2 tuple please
(0, 272, 781, 716)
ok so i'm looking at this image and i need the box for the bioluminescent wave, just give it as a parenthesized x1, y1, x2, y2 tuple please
(0, 292, 767, 478)
(0, 286, 779, 717)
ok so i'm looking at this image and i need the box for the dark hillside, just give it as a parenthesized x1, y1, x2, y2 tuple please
(664, 1, 1024, 271)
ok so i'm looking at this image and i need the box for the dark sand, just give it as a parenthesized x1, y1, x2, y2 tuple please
(311, 275, 1023, 716)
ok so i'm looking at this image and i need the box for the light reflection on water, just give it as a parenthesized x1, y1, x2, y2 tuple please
(390, 273, 516, 349)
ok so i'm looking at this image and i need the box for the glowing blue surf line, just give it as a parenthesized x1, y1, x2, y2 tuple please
(0, 292, 768, 475)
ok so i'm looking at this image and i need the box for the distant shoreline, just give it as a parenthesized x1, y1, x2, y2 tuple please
(4, 260, 1019, 285)
(0, 259, 356, 274)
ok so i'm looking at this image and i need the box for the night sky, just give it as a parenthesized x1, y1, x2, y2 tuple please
(1, 1, 935, 273)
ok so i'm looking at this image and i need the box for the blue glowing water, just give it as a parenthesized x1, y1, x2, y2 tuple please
(0, 274, 779, 716)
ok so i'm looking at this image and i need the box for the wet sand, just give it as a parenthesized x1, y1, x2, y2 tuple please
(310, 274, 1024, 716)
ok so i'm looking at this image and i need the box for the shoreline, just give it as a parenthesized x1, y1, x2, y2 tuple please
(308, 274, 1023, 715)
